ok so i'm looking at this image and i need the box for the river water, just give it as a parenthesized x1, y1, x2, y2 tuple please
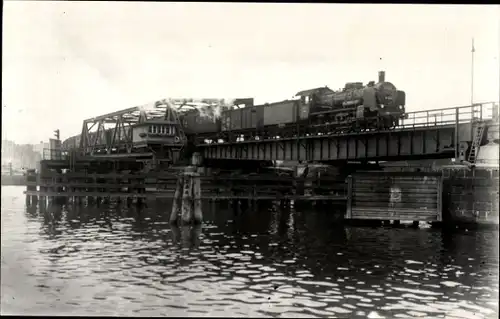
(1, 186, 498, 318)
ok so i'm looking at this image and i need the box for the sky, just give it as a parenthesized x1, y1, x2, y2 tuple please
(2, 2, 500, 144)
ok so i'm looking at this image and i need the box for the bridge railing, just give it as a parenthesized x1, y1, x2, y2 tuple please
(399, 102, 498, 129)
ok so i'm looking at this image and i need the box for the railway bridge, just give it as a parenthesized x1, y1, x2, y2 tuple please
(197, 102, 499, 166)
(28, 101, 499, 227)
(53, 101, 499, 170)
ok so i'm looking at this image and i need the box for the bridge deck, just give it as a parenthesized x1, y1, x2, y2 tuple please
(197, 102, 498, 162)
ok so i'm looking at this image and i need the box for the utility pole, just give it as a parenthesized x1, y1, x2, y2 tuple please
(471, 37, 475, 106)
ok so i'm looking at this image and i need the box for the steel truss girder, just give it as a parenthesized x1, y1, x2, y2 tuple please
(80, 114, 135, 155)
(75, 97, 239, 156)
(83, 98, 235, 124)
(201, 126, 459, 162)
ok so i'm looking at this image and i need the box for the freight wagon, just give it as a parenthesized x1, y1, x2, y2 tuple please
(222, 104, 265, 131)
(262, 100, 310, 127)
(181, 109, 220, 135)
(218, 99, 310, 132)
(181, 98, 259, 134)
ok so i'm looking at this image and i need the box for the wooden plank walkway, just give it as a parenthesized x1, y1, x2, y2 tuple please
(23, 190, 347, 201)
(34, 171, 346, 182)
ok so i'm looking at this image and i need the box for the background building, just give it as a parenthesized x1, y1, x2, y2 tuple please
(1, 139, 50, 172)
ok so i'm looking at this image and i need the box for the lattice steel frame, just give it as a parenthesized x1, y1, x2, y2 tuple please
(78, 98, 235, 156)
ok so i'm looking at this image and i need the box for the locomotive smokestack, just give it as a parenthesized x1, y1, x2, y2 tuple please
(378, 71, 385, 83)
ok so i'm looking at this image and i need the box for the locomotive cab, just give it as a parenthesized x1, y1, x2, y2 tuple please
(295, 86, 335, 113)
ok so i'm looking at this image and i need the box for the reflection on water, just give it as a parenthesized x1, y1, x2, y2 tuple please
(1, 186, 499, 318)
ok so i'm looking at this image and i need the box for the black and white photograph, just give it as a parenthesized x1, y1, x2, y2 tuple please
(1, 1, 499, 318)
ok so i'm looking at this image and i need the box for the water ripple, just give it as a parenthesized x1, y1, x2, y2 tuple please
(1, 186, 498, 318)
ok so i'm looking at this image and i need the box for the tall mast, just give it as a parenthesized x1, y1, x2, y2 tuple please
(471, 37, 475, 106)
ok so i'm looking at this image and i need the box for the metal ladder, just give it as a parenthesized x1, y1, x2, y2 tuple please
(467, 122, 486, 164)
(165, 104, 187, 143)
(173, 108, 187, 143)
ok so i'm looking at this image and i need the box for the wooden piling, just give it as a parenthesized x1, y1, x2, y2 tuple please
(170, 176, 183, 224)
(171, 163, 204, 225)
(251, 184, 258, 210)
(170, 223, 181, 243)
(180, 225, 193, 248)
(181, 169, 194, 224)
(25, 169, 38, 206)
(183, 166, 199, 221)
(39, 198, 47, 214)
(191, 152, 203, 167)
(193, 168, 203, 224)
(294, 162, 308, 206)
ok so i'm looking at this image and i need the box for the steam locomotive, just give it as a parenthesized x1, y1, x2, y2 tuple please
(182, 70, 407, 137)
(301, 71, 406, 129)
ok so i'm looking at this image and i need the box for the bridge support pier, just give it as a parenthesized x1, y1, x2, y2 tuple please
(170, 153, 203, 225)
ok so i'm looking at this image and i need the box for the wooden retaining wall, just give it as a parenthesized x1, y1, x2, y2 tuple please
(346, 171, 443, 221)
(443, 168, 499, 225)
(24, 172, 347, 202)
